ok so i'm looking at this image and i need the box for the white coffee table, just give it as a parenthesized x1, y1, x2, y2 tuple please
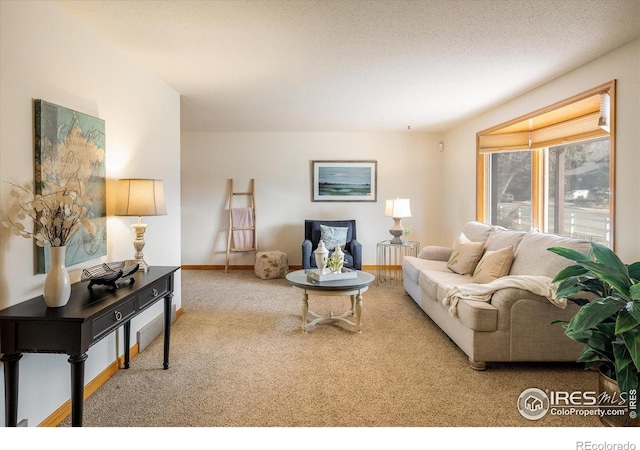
(285, 270, 375, 333)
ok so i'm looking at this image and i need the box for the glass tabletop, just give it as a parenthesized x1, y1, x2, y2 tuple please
(285, 269, 375, 291)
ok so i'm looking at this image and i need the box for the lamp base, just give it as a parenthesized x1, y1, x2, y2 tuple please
(389, 217, 404, 244)
(389, 229, 403, 244)
(131, 220, 150, 272)
(133, 258, 150, 273)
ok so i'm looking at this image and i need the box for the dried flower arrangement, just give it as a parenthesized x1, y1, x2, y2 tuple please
(3, 172, 96, 248)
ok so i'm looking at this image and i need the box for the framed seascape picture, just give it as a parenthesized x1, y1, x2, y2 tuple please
(311, 160, 377, 202)
(34, 100, 107, 273)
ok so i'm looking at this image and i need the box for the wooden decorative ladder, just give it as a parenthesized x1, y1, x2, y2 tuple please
(225, 179, 257, 273)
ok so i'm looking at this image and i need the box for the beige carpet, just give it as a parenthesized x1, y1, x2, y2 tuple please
(60, 269, 601, 427)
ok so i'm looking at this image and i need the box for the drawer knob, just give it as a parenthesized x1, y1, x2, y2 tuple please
(114, 311, 123, 321)
(152, 288, 159, 296)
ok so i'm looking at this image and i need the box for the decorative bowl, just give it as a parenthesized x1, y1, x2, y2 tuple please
(81, 260, 140, 289)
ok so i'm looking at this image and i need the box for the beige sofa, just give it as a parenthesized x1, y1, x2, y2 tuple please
(402, 221, 591, 370)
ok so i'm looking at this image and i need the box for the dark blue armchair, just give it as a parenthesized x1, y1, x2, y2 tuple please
(302, 219, 362, 270)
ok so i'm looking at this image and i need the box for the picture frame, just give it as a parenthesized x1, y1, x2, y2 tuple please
(311, 160, 377, 202)
(34, 99, 107, 273)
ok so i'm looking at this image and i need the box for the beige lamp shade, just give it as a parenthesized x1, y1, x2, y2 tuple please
(384, 198, 411, 218)
(115, 179, 167, 217)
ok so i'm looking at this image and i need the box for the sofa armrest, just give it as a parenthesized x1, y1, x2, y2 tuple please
(347, 239, 362, 270)
(302, 239, 313, 269)
(489, 287, 579, 330)
(490, 287, 550, 309)
(417, 245, 453, 261)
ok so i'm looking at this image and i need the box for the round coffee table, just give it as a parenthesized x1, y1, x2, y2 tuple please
(285, 270, 375, 333)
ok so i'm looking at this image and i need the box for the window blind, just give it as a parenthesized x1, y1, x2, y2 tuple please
(478, 84, 613, 154)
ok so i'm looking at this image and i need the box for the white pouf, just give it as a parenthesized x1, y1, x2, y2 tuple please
(254, 251, 289, 279)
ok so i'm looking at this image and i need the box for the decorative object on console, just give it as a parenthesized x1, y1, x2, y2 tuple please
(43, 246, 71, 307)
(384, 197, 411, 244)
(2, 166, 98, 308)
(81, 260, 140, 290)
(115, 178, 167, 272)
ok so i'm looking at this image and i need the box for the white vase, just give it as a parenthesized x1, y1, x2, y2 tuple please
(43, 246, 71, 308)
(331, 247, 344, 272)
(314, 240, 329, 274)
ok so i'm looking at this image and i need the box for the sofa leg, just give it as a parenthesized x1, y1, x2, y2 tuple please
(469, 359, 486, 371)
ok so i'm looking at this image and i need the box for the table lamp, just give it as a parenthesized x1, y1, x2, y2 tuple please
(115, 178, 167, 271)
(384, 197, 411, 244)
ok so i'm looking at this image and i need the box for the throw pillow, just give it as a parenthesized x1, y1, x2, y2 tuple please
(472, 245, 515, 284)
(447, 233, 485, 275)
(320, 225, 348, 251)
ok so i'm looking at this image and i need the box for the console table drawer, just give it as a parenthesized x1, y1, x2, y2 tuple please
(92, 299, 136, 340)
(138, 278, 169, 310)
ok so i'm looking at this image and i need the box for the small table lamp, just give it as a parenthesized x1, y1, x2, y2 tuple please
(115, 178, 167, 271)
(384, 197, 411, 244)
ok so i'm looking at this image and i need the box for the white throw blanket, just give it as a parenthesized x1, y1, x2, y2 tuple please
(442, 275, 565, 318)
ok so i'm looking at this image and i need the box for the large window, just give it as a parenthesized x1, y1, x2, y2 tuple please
(476, 81, 616, 248)
(488, 151, 532, 231)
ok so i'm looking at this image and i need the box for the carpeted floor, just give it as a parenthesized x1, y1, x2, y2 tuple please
(60, 269, 601, 427)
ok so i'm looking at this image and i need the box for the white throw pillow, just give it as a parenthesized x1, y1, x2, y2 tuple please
(320, 225, 348, 251)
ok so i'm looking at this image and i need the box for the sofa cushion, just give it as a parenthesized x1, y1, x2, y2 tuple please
(509, 231, 592, 278)
(472, 245, 515, 284)
(420, 269, 471, 302)
(484, 227, 526, 252)
(447, 234, 485, 275)
(458, 221, 493, 245)
(417, 245, 452, 261)
(402, 256, 449, 285)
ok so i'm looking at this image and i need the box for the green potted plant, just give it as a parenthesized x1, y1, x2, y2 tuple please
(549, 241, 639, 426)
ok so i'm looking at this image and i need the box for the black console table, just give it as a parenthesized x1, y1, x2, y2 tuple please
(0, 265, 180, 427)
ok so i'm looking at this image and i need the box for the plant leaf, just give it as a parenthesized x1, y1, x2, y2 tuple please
(613, 341, 640, 395)
(577, 260, 632, 299)
(615, 309, 640, 334)
(626, 299, 640, 323)
(548, 246, 590, 262)
(630, 284, 640, 301)
(566, 297, 626, 333)
(628, 262, 640, 282)
(555, 277, 591, 299)
(621, 327, 640, 373)
(552, 264, 588, 283)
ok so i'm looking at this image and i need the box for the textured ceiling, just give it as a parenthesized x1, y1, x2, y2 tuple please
(57, 0, 640, 133)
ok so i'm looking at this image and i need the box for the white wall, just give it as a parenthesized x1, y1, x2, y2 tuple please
(441, 39, 640, 263)
(181, 132, 443, 266)
(0, 1, 181, 426)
